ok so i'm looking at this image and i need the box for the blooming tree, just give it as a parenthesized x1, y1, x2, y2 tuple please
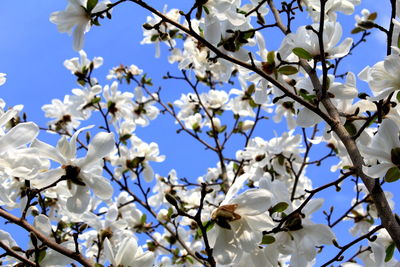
(1, 0, 400, 266)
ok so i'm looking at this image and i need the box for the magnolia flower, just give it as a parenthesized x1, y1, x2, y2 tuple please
(204, 0, 248, 27)
(32, 215, 76, 266)
(50, 0, 111, 51)
(31, 127, 115, 213)
(104, 236, 154, 266)
(362, 119, 400, 180)
(102, 81, 134, 121)
(64, 50, 103, 74)
(359, 54, 400, 101)
(42, 94, 88, 132)
(279, 21, 353, 60)
(355, 9, 372, 28)
(130, 87, 159, 127)
(0, 230, 19, 265)
(111, 135, 165, 182)
(201, 90, 229, 111)
(141, 6, 180, 57)
(303, 0, 360, 21)
(209, 177, 273, 265)
(106, 64, 143, 80)
(295, 73, 357, 128)
(275, 199, 335, 267)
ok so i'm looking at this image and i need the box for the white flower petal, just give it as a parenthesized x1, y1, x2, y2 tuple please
(0, 122, 39, 151)
(234, 189, 272, 215)
(213, 227, 241, 265)
(34, 214, 52, 237)
(31, 168, 65, 189)
(115, 237, 138, 266)
(67, 186, 91, 213)
(84, 172, 113, 200)
(81, 132, 115, 169)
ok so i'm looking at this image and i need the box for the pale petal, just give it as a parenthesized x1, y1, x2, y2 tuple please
(31, 168, 65, 189)
(106, 204, 119, 222)
(0, 230, 16, 247)
(205, 15, 221, 45)
(232, 219, 262, 252)
(234, 189, 272, 215)
(377, 119, 400, 149)
(0, 122, 39, 151)
(83, 172, 113, 200)
(305, 224, 335, 244)
(115, 237, 138, 266)
(81, 132, 115, 169)
(34, 214, 52, 237)
(370, 240, 385, 265)
(31, 139, 66, 164)
(73, 23, 87, 51)
(330, 38, 353, 58)
(213, 227, 241, 265)
(67, 186, 90, 213)
(64, 125, 94, 160)
(363, 162, 394, 179)
(143, 164, 154, 182)
(296, 108, 322, 128)
(303, 198, 324, 216)
(134, 251, 155, 266)
(104, 238, 116, 266)
(0, 109, 18, 128)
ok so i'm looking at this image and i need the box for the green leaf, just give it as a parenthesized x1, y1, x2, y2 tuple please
(86, 0, 98, 12)
(246, 84, 255, 95)
(278, 66, 298, 75)
(91, 96, 101, 104)
(38, 250, 46, 263)
(385, 242, 395, 262)
(150, 34, 159, 42)
(351, 27, 364, 34)
(292, 47, 313, 60)
(77, 78, 86, 86)
(218, 125, 227, 133)
(299, 89, 316, 102)
(385, 166, 400, 183)
(169, 29, 179, 38)
(192, 122, 201, 132)
(91, 17, 101, 26)
(267, 51, 275, 64)
(261, 235, 276, 245)
(270, 202, 289, 214)
(140, 214, 147, 224)
(358, 21, 375, 29)
(142, 23, 153, 30)
(368, 12, 378, 21)
(391, 147, 400, 166)
(344, 121, 357, 136)
(203, 5, 210, 15)
(205, 220, 215, 231)
(119, 133, 132, 143)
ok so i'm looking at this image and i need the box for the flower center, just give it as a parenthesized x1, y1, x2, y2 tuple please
(62, 165, 84, 188)
(212, 204, 241, 230)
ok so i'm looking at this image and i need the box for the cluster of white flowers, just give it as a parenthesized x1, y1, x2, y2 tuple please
(2, 0, 400, 266)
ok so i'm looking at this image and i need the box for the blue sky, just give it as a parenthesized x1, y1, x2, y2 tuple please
(0, 0, 398, 264)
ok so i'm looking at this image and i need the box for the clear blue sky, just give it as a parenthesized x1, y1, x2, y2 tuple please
(0, 0, 397, 264)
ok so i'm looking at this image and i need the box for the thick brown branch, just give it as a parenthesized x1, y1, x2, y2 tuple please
(0, 241, 37, 267)
(0, 208, 93, 267)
